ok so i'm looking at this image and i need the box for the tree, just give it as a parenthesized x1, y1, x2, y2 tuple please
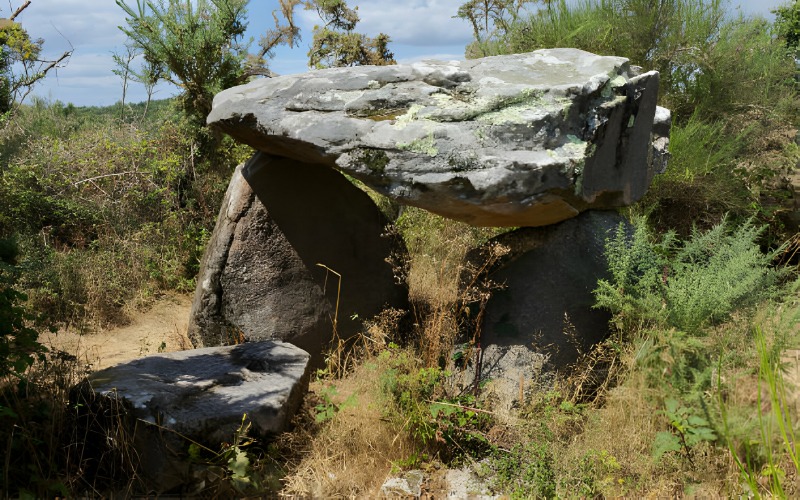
(116, 0, 395, 128)
(456, 0, 536, 57)
(774, 0, 800, 53)
(306, 0, 394, 68)
(0, 1, 71, 120)
(116, 0, 254, 127)
(112, 43, 140, 122)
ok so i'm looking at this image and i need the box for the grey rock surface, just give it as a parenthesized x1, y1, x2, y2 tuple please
(71, 341, 310, 492)
(380, 470, 425, 498)
(86, 340, 310, 442)
(188, 154, 408, 362)
(455, 211, 630, 398)
(188, 161, 333, 356)
(209, 49, 670, 227)
(451, 344, 549, 417)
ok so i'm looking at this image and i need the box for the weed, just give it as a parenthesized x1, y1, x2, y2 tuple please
(379, 347, 494, 463)
(313, 384, 358, 424)
(653, 397, 717, 464)
(482, 442, 556, 498)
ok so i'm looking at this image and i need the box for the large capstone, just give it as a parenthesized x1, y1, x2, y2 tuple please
(208, 48, 670, 227)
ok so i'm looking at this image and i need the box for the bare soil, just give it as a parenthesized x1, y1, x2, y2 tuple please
(40, 294, 193, 371)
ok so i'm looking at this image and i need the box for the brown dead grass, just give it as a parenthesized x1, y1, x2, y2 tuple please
(280, 360, 415, 498)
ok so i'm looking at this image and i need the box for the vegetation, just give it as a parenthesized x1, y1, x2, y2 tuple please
(0, 2, 71, 118)
(305, 0, 395, 68)
(1, 0, 800, 496)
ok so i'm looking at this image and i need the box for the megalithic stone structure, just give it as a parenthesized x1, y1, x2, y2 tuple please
(191, 48, 670, 362)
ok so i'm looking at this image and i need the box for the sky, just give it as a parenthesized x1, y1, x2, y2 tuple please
(19, 0, 791, 107)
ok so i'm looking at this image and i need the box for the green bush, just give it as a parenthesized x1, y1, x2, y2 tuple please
(482, 443, 557, 498)
(0, 98, 244, 327)
(595, 217, 783, 334)
(0, 237, 47, 379)
(379, 347, 493, 463)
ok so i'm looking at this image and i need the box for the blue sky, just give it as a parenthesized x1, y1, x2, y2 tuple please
(21, 0, 790, 107)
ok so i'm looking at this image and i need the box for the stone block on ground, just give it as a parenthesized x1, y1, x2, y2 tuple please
(70, 341, 310, 492)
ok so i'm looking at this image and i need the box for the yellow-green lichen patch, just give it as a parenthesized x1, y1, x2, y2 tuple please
(562, 134, 588, 156)
(475, 89, 552, 125)
(601, 75, 628, 98)
(397, 134, 438, 157)
(393, 104, 425, 130)
(346, 106, 411, 121)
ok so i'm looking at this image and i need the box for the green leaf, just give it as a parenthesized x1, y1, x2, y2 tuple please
(652, 431, 682, 460)
(227, 446, 250, 479)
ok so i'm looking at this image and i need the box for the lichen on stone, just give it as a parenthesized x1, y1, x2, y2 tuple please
(398, 133, 438, 157)
(353, 148, 391, 174)
(393, 104, 425, 130)
(475, 89, 552, 125)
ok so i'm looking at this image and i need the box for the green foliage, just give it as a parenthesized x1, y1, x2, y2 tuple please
(379, 347, 493, 463)
(116, 0, 251, 126)
(717, 321, 800, 497)
(560, 449, 623, 498)
(0, 98, 235, 327)
(481, 443, 557, 498)
(653, 397, 717, 461)
(306, 0, 395, 68)
(663, 114, 744, 182)
(0, 238, 46, 379)
(774, 0, 800, 52)
(0, 3, 71, 118)
(314, 384, 358, 423)
(595, 217, 782, 334)
(456, 0, 537, 58)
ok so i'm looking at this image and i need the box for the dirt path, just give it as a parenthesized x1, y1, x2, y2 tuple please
(40, 294, 193, 371)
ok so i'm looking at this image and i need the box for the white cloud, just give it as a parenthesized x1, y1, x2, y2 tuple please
(358, 0, 472, 46)
(396, 52, 466, 65)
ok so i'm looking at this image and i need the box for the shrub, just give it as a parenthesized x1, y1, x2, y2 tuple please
(379, 347, 494, 463)
(482, 442, 557, 498)
(595, 216, 783, 334)
(0, 237, 46, 379)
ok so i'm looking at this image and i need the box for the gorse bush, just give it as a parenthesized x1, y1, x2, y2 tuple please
(0, 98, 246, 327)
(595, 216, 782, 334)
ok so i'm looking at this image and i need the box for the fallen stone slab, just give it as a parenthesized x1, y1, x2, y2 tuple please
(70, 341, 310, 492)
(209, 48, 670, 227)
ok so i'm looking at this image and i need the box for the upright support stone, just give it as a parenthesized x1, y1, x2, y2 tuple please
(188, 153, 407, 362)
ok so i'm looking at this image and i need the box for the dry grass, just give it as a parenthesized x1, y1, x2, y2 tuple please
(398, 207, 507, 367)
(280, 359, 416, 498)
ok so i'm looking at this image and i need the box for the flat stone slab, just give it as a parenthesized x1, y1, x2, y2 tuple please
(85, 340, 310, 444)
(209, 48, 670, 227)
